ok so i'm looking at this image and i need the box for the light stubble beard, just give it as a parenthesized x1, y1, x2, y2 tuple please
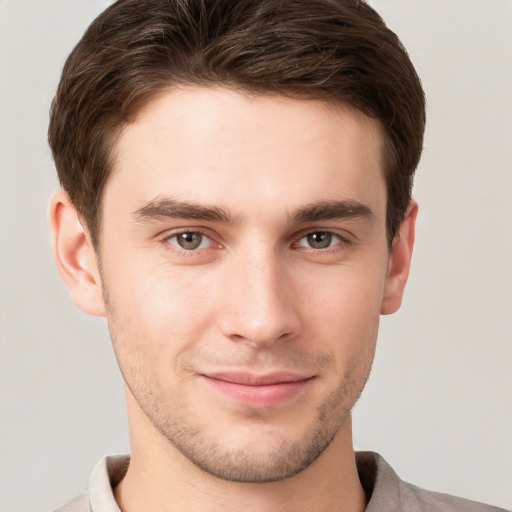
(102, 276, 376, 484)
(115, 339, 374, 484)
(148, 367, 370, 483)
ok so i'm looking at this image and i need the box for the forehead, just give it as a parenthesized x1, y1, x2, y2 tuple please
(106, 86, 386, 222)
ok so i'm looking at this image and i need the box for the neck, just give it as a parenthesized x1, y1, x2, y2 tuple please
(115, 395, 366, 512)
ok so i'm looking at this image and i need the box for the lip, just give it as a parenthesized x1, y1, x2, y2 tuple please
(200, 371, 314, 407)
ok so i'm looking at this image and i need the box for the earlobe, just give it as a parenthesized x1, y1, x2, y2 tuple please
(381, 201, 418, 315)
(48, 190, 106, 317)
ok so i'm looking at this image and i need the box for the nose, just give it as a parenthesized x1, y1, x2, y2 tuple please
(219, 246, 302, 348)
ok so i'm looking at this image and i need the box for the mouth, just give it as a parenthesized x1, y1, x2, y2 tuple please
(199, 371, 315, 407)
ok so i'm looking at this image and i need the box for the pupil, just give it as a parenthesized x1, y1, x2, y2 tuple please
(308, 232, 331, 249)
(178, 232, 202, 250)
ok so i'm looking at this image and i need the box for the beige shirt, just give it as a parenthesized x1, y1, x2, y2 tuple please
(55, 452, 508, 512)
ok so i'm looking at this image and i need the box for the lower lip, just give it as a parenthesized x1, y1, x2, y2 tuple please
(201, 376, 312, 407)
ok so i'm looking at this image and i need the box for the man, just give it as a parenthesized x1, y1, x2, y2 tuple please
(47, 0, 506, 511)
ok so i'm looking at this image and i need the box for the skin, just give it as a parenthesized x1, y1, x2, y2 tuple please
(49, 87, 416, 512)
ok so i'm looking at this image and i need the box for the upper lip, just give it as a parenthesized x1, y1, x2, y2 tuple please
(201, 372, 313, 386)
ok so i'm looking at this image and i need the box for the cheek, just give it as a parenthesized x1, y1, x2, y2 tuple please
(299, 263, 384, 361)
(103, 260, 221, 361)
(302, 260, 386, 323)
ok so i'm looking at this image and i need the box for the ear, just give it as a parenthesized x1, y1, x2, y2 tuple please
(381, 201, 418, 315)
(48, 190, 106, 316)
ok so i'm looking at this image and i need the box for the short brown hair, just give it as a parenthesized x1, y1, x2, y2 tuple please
(48, 0, 425, 247)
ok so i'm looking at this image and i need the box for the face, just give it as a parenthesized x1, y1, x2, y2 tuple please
(96, 87, 396, 482)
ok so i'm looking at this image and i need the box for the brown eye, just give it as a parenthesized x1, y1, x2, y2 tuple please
(176, 232, 204, 250)
(306, 232, 333, 249)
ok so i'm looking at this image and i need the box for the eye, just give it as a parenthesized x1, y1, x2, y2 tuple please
(297, 231, 342, 250)
(167, 231, 211, 251)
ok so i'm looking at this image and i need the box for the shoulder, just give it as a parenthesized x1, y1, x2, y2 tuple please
(398, 480, 508, 512)
(356, 451, 508, 512)
(54, 491, 90, 512)
(53, 454, 128, 512)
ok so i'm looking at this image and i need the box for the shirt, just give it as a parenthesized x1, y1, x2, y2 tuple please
(55, 451, 508, 511)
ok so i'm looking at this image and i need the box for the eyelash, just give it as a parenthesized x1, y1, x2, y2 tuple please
(163, 229, 215, 254)
(293, 231, 348, 252)
(162, 228, 351, 256)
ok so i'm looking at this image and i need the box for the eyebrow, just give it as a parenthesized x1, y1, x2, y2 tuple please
(132, 197, 237, 224)
(290, 200, 374, 224)
(132, 197, 373, 225)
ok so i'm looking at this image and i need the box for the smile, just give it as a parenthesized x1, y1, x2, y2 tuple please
(199, 372, 315, 407)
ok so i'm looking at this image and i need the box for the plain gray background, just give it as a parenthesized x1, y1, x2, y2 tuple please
(0, 1, 511, 511)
